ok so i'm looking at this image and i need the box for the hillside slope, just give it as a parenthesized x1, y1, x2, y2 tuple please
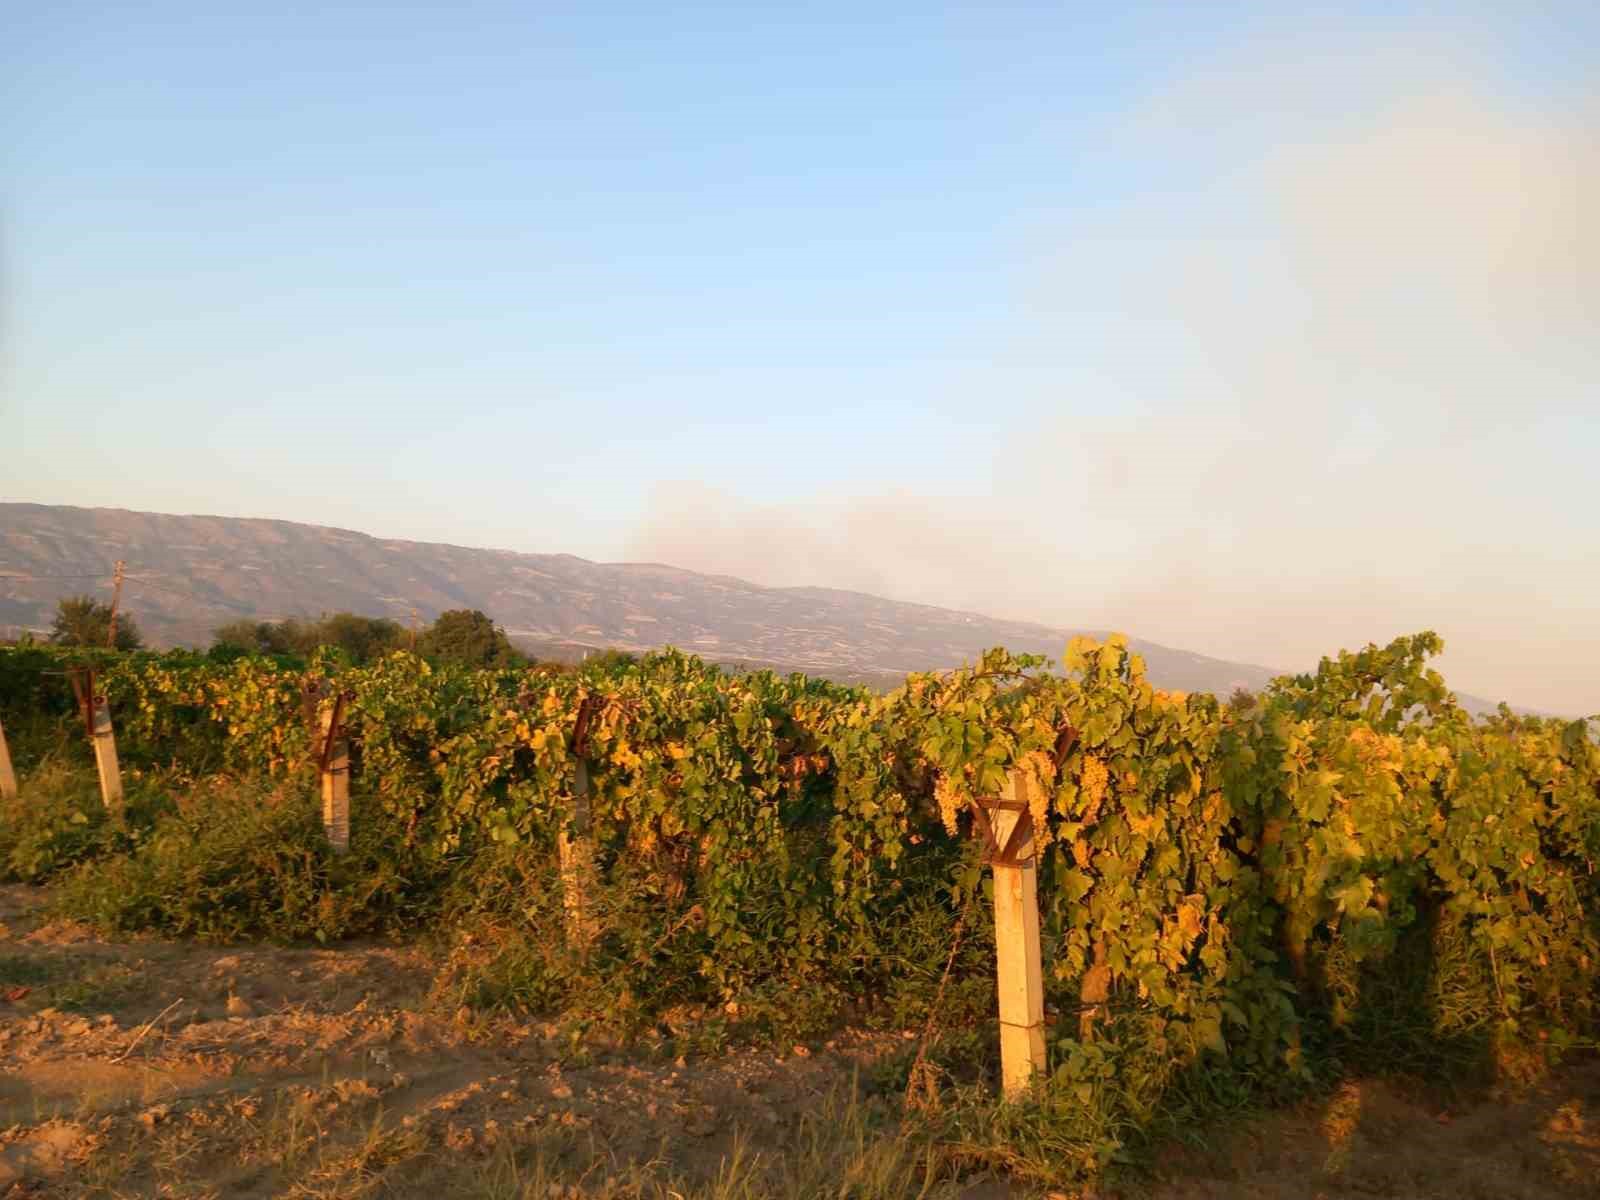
(3, 502, 1280, 695)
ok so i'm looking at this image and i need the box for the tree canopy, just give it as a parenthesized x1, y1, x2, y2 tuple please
(210, 613, 404, 664)
(211, 619, 300, 658)
(416, 609, 520, 667)
(50, 595, 143, 650)
(208, 608, 528, 667)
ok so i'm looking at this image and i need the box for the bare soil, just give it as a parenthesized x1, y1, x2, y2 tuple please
(0, 885, 1595, 1199)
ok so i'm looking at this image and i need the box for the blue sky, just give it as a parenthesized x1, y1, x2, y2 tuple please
(5, 3, 1597, 712)
(6, 2, 1261, 512)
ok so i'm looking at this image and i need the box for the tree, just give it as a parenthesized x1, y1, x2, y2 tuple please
(315, 613, 404, 663)
(210, 613, 403, 664)
(581, 648, 638, 675)
(50, 595, 144, 650)
(417, 609, 520, 667)
(212, 619, 299, 657)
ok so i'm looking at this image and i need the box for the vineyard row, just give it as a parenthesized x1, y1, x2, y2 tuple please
(1, 633, 1596, 1097)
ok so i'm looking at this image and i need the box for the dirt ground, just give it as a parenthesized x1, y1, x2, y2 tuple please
(0, 884, 1595, 1199)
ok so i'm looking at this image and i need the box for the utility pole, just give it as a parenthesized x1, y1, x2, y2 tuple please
(106, 560, 126, 648)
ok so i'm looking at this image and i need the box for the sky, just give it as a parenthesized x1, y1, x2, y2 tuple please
(4, 2, 1596, 714)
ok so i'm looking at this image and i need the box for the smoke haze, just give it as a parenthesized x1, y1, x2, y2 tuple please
(631, 31, 1599, 715)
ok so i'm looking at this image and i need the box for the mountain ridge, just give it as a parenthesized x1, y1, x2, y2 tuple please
(0, 502, 1503, 710)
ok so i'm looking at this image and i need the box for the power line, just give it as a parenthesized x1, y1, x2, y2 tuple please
(123, 579, 231, 605)
(0, 579, 116, 588)
(7, 564, 431, 626)
(0, 568, 209, 601)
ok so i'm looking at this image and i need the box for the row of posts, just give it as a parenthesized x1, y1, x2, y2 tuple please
(0, 685, 1048, 1101)
(0, 675, 350, 857)
(0, 691, 122, 813)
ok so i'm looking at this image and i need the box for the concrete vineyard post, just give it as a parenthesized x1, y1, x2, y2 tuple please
(89, 694, 124, 813)
(559, 759, 598, 949)
(0, 717, 16, 802)
(989, 768, 1046, 1100)
(319, 706, 350, 854)
(560, 696, 601, 951)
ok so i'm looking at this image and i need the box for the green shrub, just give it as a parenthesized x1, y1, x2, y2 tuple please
(432, 843, 725, 1035)
(54, 779, 447, 943)
(0, 761, 171, 883)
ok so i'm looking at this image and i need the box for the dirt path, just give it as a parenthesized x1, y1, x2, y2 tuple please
(1, 885, 1596, 1199)
(0, 886, 922, 1197)
(1139, 1065, 1600, 1200)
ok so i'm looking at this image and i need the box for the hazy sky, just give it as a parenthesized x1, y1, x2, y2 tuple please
(5, 3, 1596, 713)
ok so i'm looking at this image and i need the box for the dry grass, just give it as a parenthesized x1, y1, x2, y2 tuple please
(47, 1078, 968, 1200)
